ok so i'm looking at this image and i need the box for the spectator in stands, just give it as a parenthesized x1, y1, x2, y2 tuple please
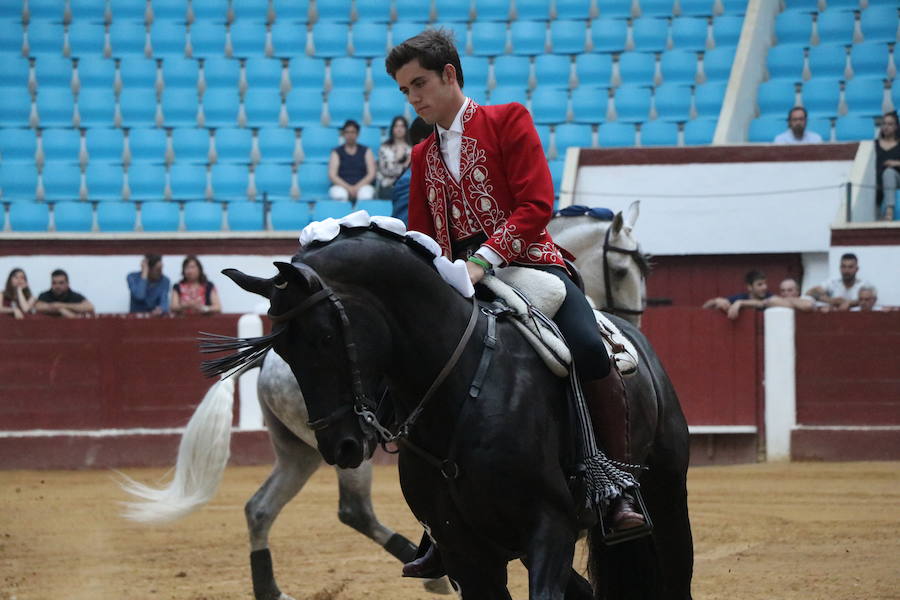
(1, 268, 36, 319)
(170, 255, 222, 316)
(764, 277, 815, 312)
(328, 119, 376, 202)
(773, 106, 822, 145)
(702, 269, 773, 319)
(875, 110, 899, 221)
(850, 285, 884, 312)
(391, 117, 433, 224)
(376, 115, 412, 199)
(34, 269, 95, 318)
(806, 253, 872, 311)
(127, 254, 170, 315)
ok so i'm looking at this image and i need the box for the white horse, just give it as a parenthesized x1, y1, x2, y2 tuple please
(118, 201, 648, 600)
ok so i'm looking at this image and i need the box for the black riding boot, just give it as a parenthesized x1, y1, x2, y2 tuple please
(402, 534, 446, 579)
(582, 370, 646, 531)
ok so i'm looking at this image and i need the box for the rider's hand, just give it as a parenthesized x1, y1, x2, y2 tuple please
(466, 260, 486, 285)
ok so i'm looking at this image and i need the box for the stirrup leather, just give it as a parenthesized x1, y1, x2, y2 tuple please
(594, 310, 639, 376)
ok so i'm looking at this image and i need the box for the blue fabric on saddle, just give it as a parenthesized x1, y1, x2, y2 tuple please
(555, 205, 614, 220)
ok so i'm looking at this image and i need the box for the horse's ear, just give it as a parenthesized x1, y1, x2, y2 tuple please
(611, 210, 625, 235)
(222, 268, 274, 298)
(624, 200, 640, 230)
(273, 261, 324, 293)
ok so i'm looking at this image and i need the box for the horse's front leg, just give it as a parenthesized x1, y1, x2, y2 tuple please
(524, 512, 578, 600)
(440, 549, 512, 600)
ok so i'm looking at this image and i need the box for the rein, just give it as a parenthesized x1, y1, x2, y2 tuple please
(602, 225, 646, 318)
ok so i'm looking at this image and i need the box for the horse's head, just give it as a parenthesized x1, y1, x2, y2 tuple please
(222, 260, 387, 469)
(604, 201, 648, 327)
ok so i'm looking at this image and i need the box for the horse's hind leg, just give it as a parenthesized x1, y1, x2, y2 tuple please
(246, 408, 323, 600)
(336, 462, 418, 563)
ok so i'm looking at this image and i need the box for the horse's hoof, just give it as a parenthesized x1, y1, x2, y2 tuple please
(422, 577, 453, 595)
(279, 594, 298, 600)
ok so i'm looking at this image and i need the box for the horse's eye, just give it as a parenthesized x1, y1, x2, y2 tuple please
(614, 268, 629, 279)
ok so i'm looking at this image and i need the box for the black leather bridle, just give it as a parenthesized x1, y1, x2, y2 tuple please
(601, 225, 646, 318)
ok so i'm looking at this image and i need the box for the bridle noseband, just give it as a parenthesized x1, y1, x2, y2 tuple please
(602, 225, 646, 318)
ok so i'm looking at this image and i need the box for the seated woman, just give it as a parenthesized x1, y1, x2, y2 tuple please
(875, 110, 899, 221)
(2, 268, 36, 319)
(170, 255, 222, 315)
(376, 115, 411, 200)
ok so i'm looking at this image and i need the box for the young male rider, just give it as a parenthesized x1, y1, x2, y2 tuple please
(386, 29, 645, 578)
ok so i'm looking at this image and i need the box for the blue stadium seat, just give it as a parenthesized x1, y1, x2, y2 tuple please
(53, 201, 93, 231)
(29, 0, 66, 20)
(782, 0, 819, 10)
(109, 20, 148, 58)
(859, 6, 899, 44)
(677, 0, 714, 16)
(834, 115, 875, 141)
(575, 52, 613, 88)
(150, 20, 188, 57)
(0, 161, 39, 200)
(202, 56, 241, 90)
(352, 22, 388, 57)
(548, 158, 564, 196)
(816, 10, 856, 45)
(489, 86, 526, 105)
(214, 127, 253, 163)
(471, 22, 508, 56)
(0, 94, 31, 127)
(312, 22, 350, 58)
(0, 19, 24, 55)
(654, 84, 692, 121)
(254, 162, 294, 198)
(701, 46, 735, 82)
(36, 88, 76, 127)
(493, 55, 532, 90)
(355, 0, 392, 22)
(9, 202, 50, 231)
(227, 201, 264, 231)
(128, 127, 167, 163)
(118, 56, 158, 89)
(1, 58, 30, 94)
(34, 56, 74, 89)
(110, 0, 147, 21)
(613, 85, 652, 121)
(632, 17, 670, 53)
(161, 89, 201, 126)
(140, 200, 180, 231)
(571, 86, 608, 123)
(271, 200, 310, 230)
(556, 0, 593, 20)
(126, 162, 166, 199)
(0, 129, 38, 162)
(432, 23, 471, 54)
(843, 77, 886, 117)
(171, 127, 212, 163)
(747, 116, 785, 142)
(535, 54, 572, 89)
(168, 163, 208, 199)
(189, 21, 228, 58)
(357, 127, 382, 151)
(118, 88, 159, 127)
(801, 79, 840, 117)
(311, 199, 354, 219)
(391, 22, 426, 49)
(299, 125, 337, 162)
(184, 201, 223, 230)
(774, 9, 813, 46)
(550, 20, 587, 54)
(639, 0, 676, 18)
(330, 56, 367, 89)
(231, 0, 273, 22)
(671, 17, 708, 51)
(765, 44, 804, 81)
(599, 121, 636, 146)
(315, 0, 352, 22)
(244, 57, 284, 91)
(202, 88, 241, 127)
(756, 80, 795, 116)
(536, 124, 552, 155)
(42, 162, 83, 200)
(515, 0, 551, 20)
(530, 87, 569, 124)
(287, 56, 326, 90)
(41, 128, 81, 162)
(152, 0, 190, 22)
(243, 88, 285, 127)
(326, 91, 365, 126)
(67, 22, 107, 57)
(434, 0, 471, 22)
(270, 0, 312, 22)
(26, 20, 66, 56)
(97, 201, 137, 231)
(297, 162, 330, 199)
(618, 51, 656, 86)
(355, 199, 391, 216)
(474, 0, 512, 21)
(368, 88, 406, 127)
(640, 119, 678, 145)
(849, 42, 891, 79)
(76, 88, 117, 126)
(267, 21, 305, 57)
(554, 123, 593, 156)
(85, 161, 125, 200)
(807, 44, 848, 80)
(683, 117, 716, 144)
(808, 115, 832, 141)
(660, 50, 698, 84)
(85, 128, 125, 162)
(229, 20, 268, 58)
(76, 56, 116, 90)
(510, 20, 547, 56)
(460, 56, 490, 92)
(285, 89, 324, 126)
(191, 0, 229, 23)
(369, 60, 396, 89)
(711, 15, 743, 47)
(693, 80, 726, 117)
(590, 18, 628, 53)
(258, 127, 298, 163)
(160, 56, 200, 90)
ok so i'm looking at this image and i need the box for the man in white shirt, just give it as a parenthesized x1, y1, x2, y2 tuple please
(850, 286, 885, 312)
(773, 106, 823, 145)
(806, 253, 872, 311)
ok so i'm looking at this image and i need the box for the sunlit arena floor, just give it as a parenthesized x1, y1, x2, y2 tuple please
(2, 461, 898, 599)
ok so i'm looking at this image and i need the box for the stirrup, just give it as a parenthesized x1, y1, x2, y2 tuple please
(597, 487, 653, 546)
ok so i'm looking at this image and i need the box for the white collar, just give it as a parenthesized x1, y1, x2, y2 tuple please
(436, 97, 470, 139)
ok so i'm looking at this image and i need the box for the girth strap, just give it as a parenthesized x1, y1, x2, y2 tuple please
(469, 309, 498, 399)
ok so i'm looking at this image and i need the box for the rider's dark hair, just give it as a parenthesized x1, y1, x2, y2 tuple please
(385, 28, 465, 88)
(745, 270, 766, 286)
(409, 116, 432, 146)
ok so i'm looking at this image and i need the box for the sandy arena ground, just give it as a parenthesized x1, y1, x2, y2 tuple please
(1, 461, 898, 599)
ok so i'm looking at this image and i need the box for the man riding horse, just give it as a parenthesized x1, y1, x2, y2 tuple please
(386, 29, 646, 578)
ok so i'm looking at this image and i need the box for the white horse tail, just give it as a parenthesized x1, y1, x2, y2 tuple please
(118, 375, 237, 524)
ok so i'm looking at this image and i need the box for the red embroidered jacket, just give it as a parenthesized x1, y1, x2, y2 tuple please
(408, 101, 565, 268)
